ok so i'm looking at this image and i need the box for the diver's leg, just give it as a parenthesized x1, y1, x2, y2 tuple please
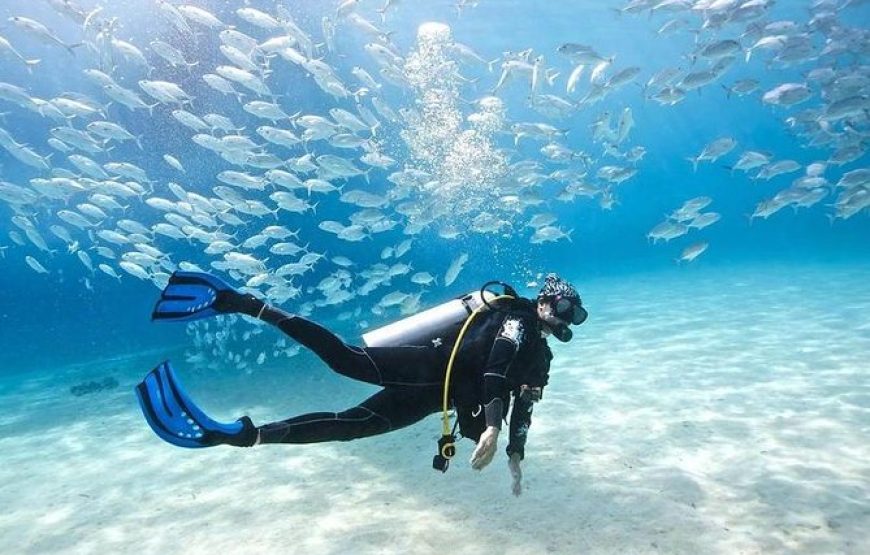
(231, 299, 444, 387)
(221, 295, 382, 385)
(264, 308, 385, 384)
(257, 386, 441, 444)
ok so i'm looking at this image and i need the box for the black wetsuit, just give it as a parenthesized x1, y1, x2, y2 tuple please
(242, 299, 552, 460)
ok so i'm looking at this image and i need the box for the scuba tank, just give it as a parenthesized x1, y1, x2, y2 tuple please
(361, 289, 499, 348)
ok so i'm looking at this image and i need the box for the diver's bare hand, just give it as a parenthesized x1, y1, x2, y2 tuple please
(470, 426, 500, 470)
(508, 452, 523, 496)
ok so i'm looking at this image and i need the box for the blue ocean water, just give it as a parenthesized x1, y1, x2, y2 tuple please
(0, 0, 866, 372)
(0, 1, 868, 552)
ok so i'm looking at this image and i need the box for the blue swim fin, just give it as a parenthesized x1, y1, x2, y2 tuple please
(135, 360, 255, 448)
(151, 271, 238, 323)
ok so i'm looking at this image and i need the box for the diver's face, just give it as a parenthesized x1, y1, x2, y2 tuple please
(536, 300, 569, 336)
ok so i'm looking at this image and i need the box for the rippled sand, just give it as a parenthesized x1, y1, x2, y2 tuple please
(1, 262, 868, 554)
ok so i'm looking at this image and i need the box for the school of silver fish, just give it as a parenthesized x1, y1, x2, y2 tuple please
(0, 0, 867, 370)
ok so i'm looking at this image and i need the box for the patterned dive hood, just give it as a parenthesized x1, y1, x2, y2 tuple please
(537, 273, 580, 303)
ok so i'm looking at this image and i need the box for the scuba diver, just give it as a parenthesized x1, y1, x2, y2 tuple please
(136, 271, 587, 494)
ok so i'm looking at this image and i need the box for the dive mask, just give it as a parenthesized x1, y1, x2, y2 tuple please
(548, 295, 587, 343)
(553, 295, 588, 326)
(537, 273, 587, 342)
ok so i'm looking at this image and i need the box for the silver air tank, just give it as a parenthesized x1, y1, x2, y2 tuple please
(362, 290, 497, 348)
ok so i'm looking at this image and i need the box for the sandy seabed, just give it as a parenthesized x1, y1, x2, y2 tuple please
(1, 262, 868, 555)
